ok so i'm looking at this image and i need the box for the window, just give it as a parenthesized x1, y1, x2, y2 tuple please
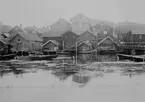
(18, 39, 20, 41)
(104, 31, 107, 34)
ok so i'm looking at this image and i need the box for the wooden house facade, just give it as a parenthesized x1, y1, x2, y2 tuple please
(9, 25, 27, 35)
(29, 34, 43, 52)
(50, 18, 72, 32)
(10, 32, 42, 53)
(78, 31, 97, 43)
(42, 40, 60, 54)
(97, 36, 118, 54)
(10, 32, 30, 52)
(118, 30, 145, 55)
(0, 39, 10, 55)
(70, 13, 92, 34)
(77, 41, 93, 54)
(62, 31, 79, 51)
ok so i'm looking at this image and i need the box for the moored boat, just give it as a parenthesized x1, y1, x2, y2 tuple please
(0, 54, 16, 60)
(28, 54, 58, 61)
(117, 53, 145, 62)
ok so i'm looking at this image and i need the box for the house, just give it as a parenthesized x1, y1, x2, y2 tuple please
(50, 18, 72, 32)
(0, 39, 10, 55)
(70, 13, 92, 34)
(42, 30, 64, 45)
(0, 34, 12, 55)
(24, 26, 43, 40)
(0, 33, 10, 40)
(29, 34, 43, 52)
(9, 25, 27, 35)
(97, 36, 118, 54)
(10, 32, 31, 52)
(10, 32, 42, 53)
(61, 31, 79, 51)
(42, 40, 60, 54)
(77, 31, 97, 43)
(32, 29, 43, 40)
(119, 30, 145, 55)
(77, 41, 93, 53)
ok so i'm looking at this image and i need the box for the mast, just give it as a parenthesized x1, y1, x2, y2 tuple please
(75, 41, 77, 65)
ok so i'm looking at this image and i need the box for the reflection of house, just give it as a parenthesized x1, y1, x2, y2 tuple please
(97, 36, 118, 54)
(77, 54, 94, 64)
(62, 31, 79, 50)
(42, 40, 60, 53)
(77, 41, 92, 53)
(72, 74, 90, 85)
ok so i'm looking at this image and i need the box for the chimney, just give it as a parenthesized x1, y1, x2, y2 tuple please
(20, 24, 22, 28)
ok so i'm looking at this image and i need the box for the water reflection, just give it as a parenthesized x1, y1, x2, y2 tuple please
(72, 73, 91, 87)
(51, 70, 73, 81)
(1, 57, 145, 102)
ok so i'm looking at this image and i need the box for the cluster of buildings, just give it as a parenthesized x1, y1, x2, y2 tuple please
(0, 13, 145, 55)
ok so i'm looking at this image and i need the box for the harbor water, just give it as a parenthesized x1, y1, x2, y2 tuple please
(0, 54, 145, 102)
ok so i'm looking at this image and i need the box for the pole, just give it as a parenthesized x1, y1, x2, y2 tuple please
(76, 42, 77, 65)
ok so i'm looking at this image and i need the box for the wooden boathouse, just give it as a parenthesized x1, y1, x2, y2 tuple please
(118, 30, 145, 55)
(42, 40, 60, 54)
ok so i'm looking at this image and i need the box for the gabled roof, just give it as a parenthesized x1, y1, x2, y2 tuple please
(42, 30, 67, 37)
(0, 39, 8, 44)
(1, 33, 10, 38)
(61, 30, 79, 36)
(10, 32, 31, 42)
(77, 40, 92, 47)
(9, 25, 27, 35)
(98, 36, 118, 45)
(43, 40, 60, 47)
(50, 18, 72, 32)
(70, 13, 90, 22)
(32, 29, 42, 34)
(29, 34, 42, 42)
(78, 30, 97, 42)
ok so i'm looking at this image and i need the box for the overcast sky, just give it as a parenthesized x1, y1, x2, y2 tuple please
(0, 0, 145, 27)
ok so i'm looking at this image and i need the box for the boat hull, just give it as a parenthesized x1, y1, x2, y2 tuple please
(0, 54, 16, 60)
(117, 53, 144, 62)
(29, 55, 58, 61)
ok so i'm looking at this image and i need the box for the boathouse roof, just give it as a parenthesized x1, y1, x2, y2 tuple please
(43, 40, 60, 47)
(98, 36, 118, 45)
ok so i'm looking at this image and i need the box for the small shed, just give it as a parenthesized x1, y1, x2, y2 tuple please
(42, 40, 60, 52)
(77, 41, 92, 53)
(97, 36, 118, 51)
